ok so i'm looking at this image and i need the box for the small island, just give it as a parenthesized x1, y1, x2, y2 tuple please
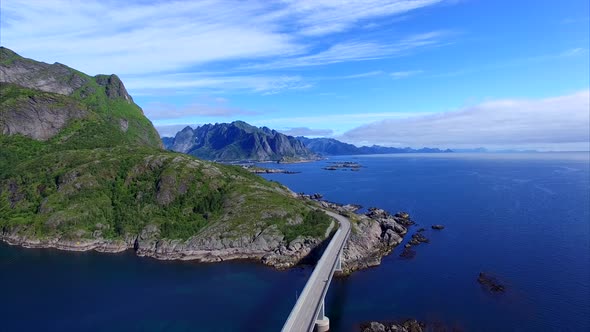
(323, 161, 363, 171)
(240, 165, 300, 174)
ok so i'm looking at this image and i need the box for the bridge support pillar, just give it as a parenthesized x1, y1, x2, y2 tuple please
(315, 299, 330, 332)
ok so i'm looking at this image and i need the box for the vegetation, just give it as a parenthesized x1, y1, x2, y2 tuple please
(1, 49, 330, 245)
(281, 209, 332, 243)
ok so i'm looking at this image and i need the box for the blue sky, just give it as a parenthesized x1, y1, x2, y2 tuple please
(1, 0, 589, 150)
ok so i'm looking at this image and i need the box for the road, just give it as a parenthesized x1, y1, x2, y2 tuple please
(281, 210, 351, 332)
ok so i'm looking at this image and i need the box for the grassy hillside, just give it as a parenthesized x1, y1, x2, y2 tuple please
(0, 48, 330, 245)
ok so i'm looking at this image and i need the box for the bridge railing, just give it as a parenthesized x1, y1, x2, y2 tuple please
(311, 223, 350, 320)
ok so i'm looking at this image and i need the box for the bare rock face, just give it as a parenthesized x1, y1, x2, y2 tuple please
(341, 211, 408, 273)
(0, 47, 88, 96)
(95, 74, 133, 103)
(342, 216, 386, 271)
(310, 201, 411, 274)
(0, 90, 87, 140)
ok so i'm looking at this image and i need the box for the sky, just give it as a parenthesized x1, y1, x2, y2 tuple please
(1, 0, 589, 151)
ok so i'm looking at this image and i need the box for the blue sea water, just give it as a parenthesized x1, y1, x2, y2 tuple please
(1, 153, 589, 331)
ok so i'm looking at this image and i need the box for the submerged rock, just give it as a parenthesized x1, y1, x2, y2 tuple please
(408, 233, 429, 245)
(399, 248, 416, 259)
(477, 272, 506, 293)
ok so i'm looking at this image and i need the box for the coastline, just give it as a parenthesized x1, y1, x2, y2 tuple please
(1, 200, 413, 274)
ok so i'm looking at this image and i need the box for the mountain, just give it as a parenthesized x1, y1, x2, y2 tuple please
(297, 137, 453, 155)
(0, 47, 337, 267)
(164, 121, 319, 162)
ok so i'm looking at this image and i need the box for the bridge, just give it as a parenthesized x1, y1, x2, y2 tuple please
(282, 210, 351, 332)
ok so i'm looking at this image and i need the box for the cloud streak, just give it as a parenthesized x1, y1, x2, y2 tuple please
(1, 0, 447, 76)
(390, 70, 423, 79)
(278, 127, 334, 137)
(125, 73, 312, 96)
(243, 31, 449, 70)
(155, 124, 200, 137)
(341, 90, 590, 151)
(144, 99, 260, 120)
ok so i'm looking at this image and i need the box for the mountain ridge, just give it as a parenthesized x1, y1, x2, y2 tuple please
(296, 136, 453, 155)
(164, 121, 319, 162)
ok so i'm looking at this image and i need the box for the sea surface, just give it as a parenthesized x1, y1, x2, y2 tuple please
(1, 153, 589, 331)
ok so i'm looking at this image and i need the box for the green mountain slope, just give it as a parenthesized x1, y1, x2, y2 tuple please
(0, 47, 330, 265)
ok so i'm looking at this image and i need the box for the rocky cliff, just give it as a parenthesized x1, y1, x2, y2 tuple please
(0, 47, 160, 148)
(164, 121, 319, 161)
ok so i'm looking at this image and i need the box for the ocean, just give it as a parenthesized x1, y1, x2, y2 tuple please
(1, 153, 588, 331)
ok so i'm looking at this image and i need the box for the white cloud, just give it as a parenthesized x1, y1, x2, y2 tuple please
(278, 127, 334, 137)
(155, 124, 200, 137)
(124, 73, 312, 96)
(1, 0, 304, 76)
(340, 70, 386, 79)
(1, 0, 448, 76)
(341, 90, 590, 151)
(390, 70, 423, 78)
(283, 0, 444, 36)
(244, 31, 449, 70)
(144, 99, 260, 120)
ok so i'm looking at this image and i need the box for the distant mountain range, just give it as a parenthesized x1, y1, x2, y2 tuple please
(452, 148, 540, 153)
(162, 122, 453, 160)
(163, 121, 318, 162)
(296, 137, 453, 155)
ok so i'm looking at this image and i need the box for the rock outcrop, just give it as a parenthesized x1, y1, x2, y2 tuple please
(0, 47, 88, 96)
(361, 320, 425, 332)
(0, 87, 88, 140)
(0, 47, 161, 146)
(95, 74, 134, 103)
(303, 202, 412, 274)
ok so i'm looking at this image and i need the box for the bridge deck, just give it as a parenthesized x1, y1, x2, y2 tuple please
(281, 211, 351, 332)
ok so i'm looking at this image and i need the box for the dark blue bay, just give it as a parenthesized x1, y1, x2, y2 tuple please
(2, 153, 589, 331)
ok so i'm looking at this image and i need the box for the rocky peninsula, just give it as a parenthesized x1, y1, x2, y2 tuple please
(1, 194, 413, 274)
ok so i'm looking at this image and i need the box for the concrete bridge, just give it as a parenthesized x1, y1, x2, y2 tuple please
(281, 210, 351, 332)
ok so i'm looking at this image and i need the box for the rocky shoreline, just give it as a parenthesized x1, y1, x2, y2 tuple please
(361, 320, 426, 332)
(1, 196, 413, 274)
